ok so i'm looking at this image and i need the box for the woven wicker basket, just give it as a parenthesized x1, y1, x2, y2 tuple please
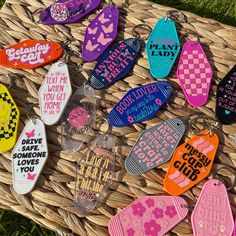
(0, 0, 236, 235)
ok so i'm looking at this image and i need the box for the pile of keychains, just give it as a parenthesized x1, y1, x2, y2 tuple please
(0, 0, 235, 235)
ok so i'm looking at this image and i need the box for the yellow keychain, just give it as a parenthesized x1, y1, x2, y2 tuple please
(0, 83, 20, 152)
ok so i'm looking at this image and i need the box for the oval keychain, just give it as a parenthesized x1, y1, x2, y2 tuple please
(39, 61, 72, 125)
(216, 64, 236, 125)
(0, 40, 63, 69)
(39, 0, 100, 25)
(61, 81, 96, 152)
(108, 196, 188, 236)
(177, 32, 212, 107)
(125, 117, 185, 175)
(164, 119, 219, 196)
(82, 2, 119, 61)
(108, 81, 173, 127)
(88, 24, 152, 89)
(75, 120, 115, 212)
(0, 82, 20, 152)
(191, 174, 235, 236)
(146, 11, 183, 79)
(12, 117, 48, 194)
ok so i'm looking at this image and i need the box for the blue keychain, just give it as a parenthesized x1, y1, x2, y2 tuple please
(108, 81, 173, 127)
(146, 11, 183, 79)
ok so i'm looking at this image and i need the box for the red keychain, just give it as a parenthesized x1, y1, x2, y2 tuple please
(0, 40, 63, 69)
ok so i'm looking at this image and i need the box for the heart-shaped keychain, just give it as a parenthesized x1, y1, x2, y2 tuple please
(39, 0, 100, 25)
(146, 11, 183, 79)
(177, 32, 212, 107)
(82, 1, 120, 61)
(216, 65, 236, 125)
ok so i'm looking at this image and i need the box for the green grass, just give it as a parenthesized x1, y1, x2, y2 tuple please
(0, 0, 235, 235)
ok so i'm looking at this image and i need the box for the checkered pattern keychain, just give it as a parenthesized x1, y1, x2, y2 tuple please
(177, 32, 213, 107)
(0, 82, 20, 152)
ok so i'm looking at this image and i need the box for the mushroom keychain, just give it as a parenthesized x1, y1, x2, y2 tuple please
(146, 10, 185, 79)
(74, 118, 115, 212)
(88, 24, 152, 90)
(191, 167, 235, 236)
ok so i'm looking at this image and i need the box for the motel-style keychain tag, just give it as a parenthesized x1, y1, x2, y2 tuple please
(88, 24, 152, 89)
(61, 83, 96, 152)
(12, 118, 48, 194)
(216, 65, 236, 125)
(39, 0, 100, 25)
(177, 33, 212, 107)
(191, 179, 234, 236)
(39, 62, 72, 125)
(0, 40, 63, 69)
(125, 118, 185, 175)
(164, 129, 219, 196)
(108, 81, 173, 127)
(146, 12, 181, 79)
(75, 124, 115, 212)
(82, 4, 119, 61)
(0, 83, 20, 152)
(108, 196, 188, 236)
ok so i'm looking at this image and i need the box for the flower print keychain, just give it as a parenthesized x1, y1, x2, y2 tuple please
(0, 76, 20, 152)
(146, 10, 185, 79)
(109, 195, 188, 236)
(88, 24, 152, 90)
(11, 116, 48, 194)
(74, 118, 115, 212)
(82, 0, 121, 62)
(177, 32, 213, 107)
(38, 0, 100, 25)
(164, 116, 219, 196)
(191, 166, 235, 236)
(0, 40, 63, 69)
(108, 81, 173, 127)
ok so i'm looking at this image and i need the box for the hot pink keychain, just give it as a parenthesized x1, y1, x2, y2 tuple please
(108, 196, 188, 236)
(177, 32, 212, 107)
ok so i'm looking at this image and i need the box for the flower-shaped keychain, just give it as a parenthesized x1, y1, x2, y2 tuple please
(74, 118, 115, 212)
(191, 167, 235, 236)
(88, 24, 152, 89)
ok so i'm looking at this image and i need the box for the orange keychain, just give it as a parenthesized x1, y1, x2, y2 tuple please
(164, 129, 219, 195)
(0, 40, 63, 69)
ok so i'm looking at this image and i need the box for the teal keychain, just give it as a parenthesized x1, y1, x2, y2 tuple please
(146, 11, 185, 79)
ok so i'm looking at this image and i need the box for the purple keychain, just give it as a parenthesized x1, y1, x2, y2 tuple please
(82, 3, 119, 62)
(39, 0, 100, 25)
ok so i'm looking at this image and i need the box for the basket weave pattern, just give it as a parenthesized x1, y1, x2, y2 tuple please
(0, 0, 236, 235)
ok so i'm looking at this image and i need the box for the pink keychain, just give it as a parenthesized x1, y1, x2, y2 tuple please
(108, 196, 188, 236)
(191, 171, 235, 236)
(177, 32, 212, 107)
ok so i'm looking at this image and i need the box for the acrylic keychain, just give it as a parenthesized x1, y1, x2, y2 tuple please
(177, 32, 213, 107)
(146, 10, 184, 79)
(0, 40, 63, 69)
(0, 76, 20, 153)
(108, 195, 188, 236)
(88, 24, 152, 90)
(164, 116, 219, 196)
(38, 0, 100, 25)
(38, 41, 81, 125)
(12, 116, 48, 194)
(216, 64, 236, 125)
(108, 81, 173, 127)
(125, 117, 186, 175)
(61, 62, 96, 152)
(191, 167, 235, 236)
(82, 0, 121, 62)
(75, 118, 115, 212)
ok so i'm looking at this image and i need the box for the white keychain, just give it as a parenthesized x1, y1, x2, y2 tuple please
(12, 117, 48, 194)
(39, 62, 72, 125)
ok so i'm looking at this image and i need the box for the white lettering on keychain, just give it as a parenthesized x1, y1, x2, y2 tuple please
(12, 118, 48, 194)
(39, 62, 72, 125)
